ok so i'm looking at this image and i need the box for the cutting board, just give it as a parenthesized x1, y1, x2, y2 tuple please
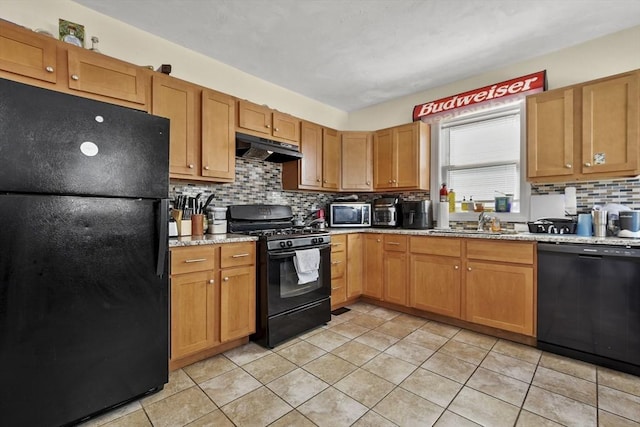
(530, 194, 568, 220)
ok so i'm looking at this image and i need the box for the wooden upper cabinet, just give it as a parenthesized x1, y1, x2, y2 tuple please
(582, 72, 639, 175)
(374, 121, 430, 190)
(322, 128, 341, 190)
(237, 99, 301, 145)
(282, 122, 340, 191)
(341, 131, 373, 191)
(202, 89, 235, 182)
(152, 74, 198, 177)
(66, 47, 147, 107)
(527, 69, 640, 182)
(527, 88, 575, 179)
(0, 21, 57, 84)
(273, 111, 300, 143)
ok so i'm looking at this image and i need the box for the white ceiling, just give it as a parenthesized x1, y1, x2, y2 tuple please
(73, 0, 640, 112)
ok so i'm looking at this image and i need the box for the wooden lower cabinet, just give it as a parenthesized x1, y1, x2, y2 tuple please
(383, 235, 408, 306)
(463, 240, 536, 336)
(330, 235, 347, 308)
(363, 234, 384, 299)
(410, 254, 461, 318)
(170, 242, 256, 369)
(346, 234, 363, 298)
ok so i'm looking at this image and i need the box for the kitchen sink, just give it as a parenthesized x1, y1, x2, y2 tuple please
(428, 229, 518, 235)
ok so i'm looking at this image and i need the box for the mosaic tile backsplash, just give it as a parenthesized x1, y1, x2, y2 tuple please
(171, 157, 639, 222)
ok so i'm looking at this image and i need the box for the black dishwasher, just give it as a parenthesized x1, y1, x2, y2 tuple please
(537, 243, 640, 376)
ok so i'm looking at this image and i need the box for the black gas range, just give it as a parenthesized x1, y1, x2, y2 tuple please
(228, 204, 332, 348)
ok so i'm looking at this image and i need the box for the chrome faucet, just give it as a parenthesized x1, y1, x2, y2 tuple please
(478, 211, 491, 231)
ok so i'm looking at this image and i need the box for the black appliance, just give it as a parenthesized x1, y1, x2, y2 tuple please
(228, 205, 331, 348)
(0, 79, 170, 426)
(373, 196, 402, 227)
(401, 200, 434, 229)
(235, 132, 303, 163)
(537, 243, 640, 376)
(527, 218, 577, 234)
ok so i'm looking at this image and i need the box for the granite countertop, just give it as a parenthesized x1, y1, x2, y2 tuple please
(326, 227, 640, 247)
(169, 234, 258, 248)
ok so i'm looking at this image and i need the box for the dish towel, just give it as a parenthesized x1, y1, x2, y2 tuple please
(293, 248, 320, 284)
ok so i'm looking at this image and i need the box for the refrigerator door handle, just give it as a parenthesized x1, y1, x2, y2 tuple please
(156, 199, 169, 277)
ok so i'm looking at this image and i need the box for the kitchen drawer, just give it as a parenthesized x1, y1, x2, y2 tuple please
(384, 235, 407, 252)
(332, 276, 347, 305)
(410, 236, 462, 257)
(331, 235, 347, 253)
(171, 246, 217, 275)
(466, 240, 534, 265)
(331, 250, 346, 279)
(221, 242, 256, 268)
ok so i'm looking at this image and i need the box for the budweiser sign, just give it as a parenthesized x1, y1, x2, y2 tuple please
(412, 71, 546, 121)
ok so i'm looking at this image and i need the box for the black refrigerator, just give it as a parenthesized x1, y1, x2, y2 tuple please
(0, 78, 170, 426)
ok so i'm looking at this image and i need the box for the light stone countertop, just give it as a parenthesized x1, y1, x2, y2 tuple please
(169, 234, 258, 248)
(326, 227, 640, 247)
(169, 228, 640, 248)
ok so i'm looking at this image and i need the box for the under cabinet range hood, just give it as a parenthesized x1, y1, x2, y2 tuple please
(235, 132, 303, 163)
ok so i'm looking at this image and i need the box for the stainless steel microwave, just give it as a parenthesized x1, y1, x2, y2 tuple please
(329, 203, 371, 227)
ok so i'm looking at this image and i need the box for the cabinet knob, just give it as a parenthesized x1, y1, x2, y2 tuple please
(454, 265, 459, 270)
(45, 66, 54, 73)
(323, 179, 327, 183)
(189, 164, 194, 169)
(392, 179, 397, 183)
(208, 279, 215, 284)
(565, 163, 572, 169)
(316, 178, 321, 182)
(376, 239, 381, 242)
(223, 277, 230, 281)
(266, 124, 271, 129)
(366, 181, 371, 185)
(467, 267, 472, 271)
(388, 180, 392, 184)
(71, 74, 79, 81)
(204, 166, 210, 170)
(584, 162, 592, 167)
(275, 128, 279, 132)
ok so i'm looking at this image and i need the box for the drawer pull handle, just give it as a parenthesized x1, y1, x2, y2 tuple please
(331, 261, 343, 265)
(332, 243, 343, 246)
(185, 258, 207, 263)
(232, 253, 250, 258)
(331, 287, 340, 290)
(223, 277, 230, 281)
(387, 242, 401, 246)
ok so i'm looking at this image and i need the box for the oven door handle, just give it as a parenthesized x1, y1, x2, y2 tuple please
(269, 245, 330, 259)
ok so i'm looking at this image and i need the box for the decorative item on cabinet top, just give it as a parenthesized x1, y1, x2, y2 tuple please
(59, 19, 84, 48)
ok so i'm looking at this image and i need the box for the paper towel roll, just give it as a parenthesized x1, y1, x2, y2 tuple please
(564, 186, 577, 215)
(437, 203, 450, 229)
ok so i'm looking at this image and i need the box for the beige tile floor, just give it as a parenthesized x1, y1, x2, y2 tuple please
(82, 302, 640, 427)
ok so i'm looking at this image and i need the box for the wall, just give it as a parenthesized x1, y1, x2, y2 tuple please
(1, 0, 349, 129)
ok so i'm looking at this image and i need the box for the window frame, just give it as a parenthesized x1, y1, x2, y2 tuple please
(430, 100, 531, 223)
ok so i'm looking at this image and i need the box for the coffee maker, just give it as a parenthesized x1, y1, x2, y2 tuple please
(401, 200, 433, 229)
(372, 196, 401, 227)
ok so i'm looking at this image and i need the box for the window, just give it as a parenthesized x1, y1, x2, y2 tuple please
(431, 101, 530, 221)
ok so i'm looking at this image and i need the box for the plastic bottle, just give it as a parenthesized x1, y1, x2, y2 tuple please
(461, 196, 467, 211)
(439, 183, 448, 203)
(448, 189, 456, 212)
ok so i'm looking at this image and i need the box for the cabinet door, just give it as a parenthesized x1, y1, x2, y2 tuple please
(394, 123, 420, 188)
(410, 254, 461, 318)
(346, 234, 363, 298)
(322, 128, 341, 190)
(67, 48, 147, 106)
(331, 250, 347, 307)
(363, 234, 383, 299)
(272, 111, 300, 144)
(464, 261, 534, 336)
(0, 22, 57, 84)
(527, 89, 575, 179)
(220, 266, 256, 342)
(341, 132, 373, 191)
(582, 72, 639, 175)
(383, 251, 408, 305)
(237, 100, 271, 135)
(171, 271, 219, 359)
(202, 89, 235, 181)
(299, 121, 323, 188)
(152, 75, 198, 177)
(373, 129, 395, 189)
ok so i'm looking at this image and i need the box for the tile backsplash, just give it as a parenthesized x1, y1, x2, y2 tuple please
(171, 157, 639, 222)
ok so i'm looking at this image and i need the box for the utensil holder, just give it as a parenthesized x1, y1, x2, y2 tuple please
(191, 214, 204, 235)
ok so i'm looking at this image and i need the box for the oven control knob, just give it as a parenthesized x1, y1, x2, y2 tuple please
(279, 241, 286, 248)
(286, 241, 293, 247)
(311, 238, 317, 244)
(317, 237, 324, 243)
